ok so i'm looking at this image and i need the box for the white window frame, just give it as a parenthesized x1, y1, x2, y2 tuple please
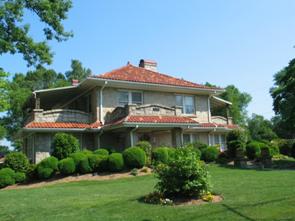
(118, 90, 143, 106)
(175, 94, 195, 115)
(210, 134, 227, 151)
(182, 133, 200, 145)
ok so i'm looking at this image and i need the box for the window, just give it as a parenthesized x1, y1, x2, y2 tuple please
(210, 134, 227, 152)
(183, 134, 191, 145)
(118, 91, 143, 106)
(176, 95, 195, 114)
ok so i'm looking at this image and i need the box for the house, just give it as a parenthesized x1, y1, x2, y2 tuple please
(22, 59, 237, 163)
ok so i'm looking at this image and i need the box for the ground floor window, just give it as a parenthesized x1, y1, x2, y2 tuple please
(182, 133, 200, 145)
(210, 134, 227, 151)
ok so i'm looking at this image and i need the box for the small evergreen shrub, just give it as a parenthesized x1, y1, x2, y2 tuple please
(4, 152, 29, 173)
(123, 147, 146, 169)
(0, 168, 15, 188)
(135, 141, 152, 159)
(14, 172, 26, 183)
(52, 133, 80, 160)
(37, 167, 54, 179)
(246, 141, 262, 160)
(58, 158, 76, 175)
(81, 149, 93, 156)
(152, 147, 169, 164)
(186, 142, 208, 153)
(227, 140, 246, 158)
(201, 146, 219, 162)
(38, 157, 58, 171)
(93, 148, 109, 156)
(154, 147, 211, 198)
(108, 153, 124, 172)
(69, 152, 91, 174)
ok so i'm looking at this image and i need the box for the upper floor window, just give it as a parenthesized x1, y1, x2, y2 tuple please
(118, 90, 143, 106)
(176, 95, 195, 114)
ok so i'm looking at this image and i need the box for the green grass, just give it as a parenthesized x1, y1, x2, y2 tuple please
(0, 166, 295, 221)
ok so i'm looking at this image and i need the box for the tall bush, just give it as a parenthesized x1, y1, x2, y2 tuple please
(52, 133, 80, 160)
(4, 152, 29, 173)
(135, 141, 152, 159)
(246, 141, 262, 160)
(155, 147, 211, 198)
(123, 147, 146, 169)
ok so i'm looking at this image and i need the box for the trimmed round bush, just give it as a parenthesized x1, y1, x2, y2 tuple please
(88, 154, 108, 172)
(14, 172, 26, 183)
(37, 167, 54, 179)
(4, 152, 29, 173)
(69, 152, 92, 174)
(108, 153, 124, 172)
(123, 147, 146, 169)
(38, 157, 58, 171)
(52, 133, 80, 160)
(81, 149, 93, 156)
(58, 158, 75, 175)
(93, 148, 109, 156)
(246, 141, 262, 160)
(152, 148, 169, 164)
(201, 146, 219, 162)
(135, 141, 152, 158)
(0, 168, 15, 188)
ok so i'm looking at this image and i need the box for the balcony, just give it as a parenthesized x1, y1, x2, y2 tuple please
(28, 109, 91, 124)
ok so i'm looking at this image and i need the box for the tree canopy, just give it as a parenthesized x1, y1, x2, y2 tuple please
(65, 59, 91, 82)
(270, 58, 295, 139)
(247, 114, 277, 141)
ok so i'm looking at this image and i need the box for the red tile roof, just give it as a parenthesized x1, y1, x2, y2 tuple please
(126, 115, 198, 124)
(25, 122, 101, 129)
(92, 64, 220, 90)
(200, 122, 239, 129)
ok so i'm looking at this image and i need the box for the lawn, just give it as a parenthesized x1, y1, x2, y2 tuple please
(0, 166, 295, 221)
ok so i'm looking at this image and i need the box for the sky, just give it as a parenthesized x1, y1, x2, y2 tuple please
(1, 0, 295, 146)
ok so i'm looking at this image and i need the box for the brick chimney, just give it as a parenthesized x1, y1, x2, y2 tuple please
(139, 59, 157, 72)
(72, 79, 79, 86)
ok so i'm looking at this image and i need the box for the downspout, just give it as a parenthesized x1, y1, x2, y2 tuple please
(99, 81, 108, 123)
(207, 95, 212, 123)
(130, 125, 139, 147)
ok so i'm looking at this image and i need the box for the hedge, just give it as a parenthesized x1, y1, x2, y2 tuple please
(108, 153, 124, 172)
(123, 147, 146, 169)
(58, 158, 76, 175)
(93, 148, 109, 156)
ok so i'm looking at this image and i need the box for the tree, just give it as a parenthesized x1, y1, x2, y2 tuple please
(65, 59, 91, 82)
(214, 85, 252, 125)
(0, 0, 73, 67)
(0, 69, 9, 139)
(247, 114, 277, 141)
(270, 58, 295, 139)
(2, 67, 68, 149)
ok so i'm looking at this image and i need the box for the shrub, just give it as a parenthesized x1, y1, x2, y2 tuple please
(108, 153, 124, 172)
(14, 172, 26, 183)
(0, 168, 15, 188)
(88, 154, 108, 172)
(27, 164, 37, 180)
(227, 129, 247, 144)
(58, 158, 76, 175)
(269, 144, 280, 156)
(123, 147, 146, 169)
(93, 148, 109, 156)
(227, 140, 246, 158)
(217, 151, 230, 164)
(69, 152, 91, 174)
(276, 139, 294, 156)
(152, 148, 169, 164)
(52, 133, 80, 160)
(201, 146, 219, 162)
(246, 141, 262, 160)
(186, 142, 208, 153)
(4, 152, 29, 173)
(135, 141, 152, 159)
(130, 168, 138, 176)
(37, 167, 54, 179)
(81, 149, 93, 156)
(38, 157, 58, 171)
(154, 147, 211, 198)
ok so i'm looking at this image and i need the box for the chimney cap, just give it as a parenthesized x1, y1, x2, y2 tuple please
(139, 59, 157, 64)
(139, 59, 158, 72)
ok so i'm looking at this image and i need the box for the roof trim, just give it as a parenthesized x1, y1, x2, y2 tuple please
(212, 96, 232, 105)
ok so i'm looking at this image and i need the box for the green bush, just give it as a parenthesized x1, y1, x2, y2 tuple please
(14, 172, 26, 183)
(0, 168, 15, 188)
(108, 153, 124, 172)
(37, 167, 54, 179)
(58, 158, 76, 175)
(227, 140, 246, 158)
(4, 152, 29, 173)
(186, 142, 208, 152)
(135, 141, 152, 159)
(88, 154, 108, 172)
(217, 151, 230, 164)
(269, 144, 280, 156)
(201, 146, 219, 162)
(154, 147, 211, 198)
(152, 147, 169, 164)
(246, 141, 262, 160)
(81, 149, 93, 156)
(69, 152, 91, 174)
(276, 139, 294, 156)
(38, 157, 58, 171)
(52, 133, 80, 160)
(123, 147, 146, 169)
(26, 164, 37, 180)
(227, 129, 247, 144)
(93, 148, 109, 156)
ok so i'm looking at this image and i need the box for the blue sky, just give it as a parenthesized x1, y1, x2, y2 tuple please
(1, 0, 295, 145)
